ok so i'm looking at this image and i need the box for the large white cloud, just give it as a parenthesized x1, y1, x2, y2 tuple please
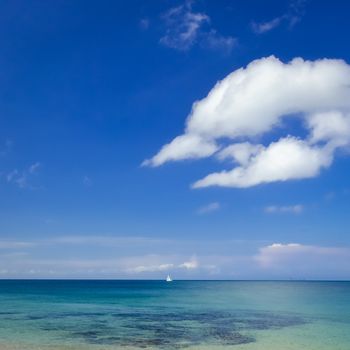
(144, 56, 350, 188)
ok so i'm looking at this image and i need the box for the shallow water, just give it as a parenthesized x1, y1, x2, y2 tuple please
(0, 280, 349, 349)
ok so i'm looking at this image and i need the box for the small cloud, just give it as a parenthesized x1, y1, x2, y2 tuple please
(251, 17, 283, 34)
(251, 0, 306, 34)
(126, 256, 200, 274)
(29, 162, 40, 174)
(324, 191, 336, 201)
(6, 162, 41, 189)
(0, 240, 36, 249)
(83, 176, 93, 187)
(197, 202, 220, 215)
(179, 256, 198, 269)
(160, 2, 209, 51)
(1, 252, 29, 258)
(127, 263, 174, 273)
(288, 0, 306, 27)
(6, 169, 19, 183)
(14, 175, 28, 188)
(202, 29, 237, 53)
(50, 235, 173, 248)
(255, 242, 350, 273)
(0, 139, 12, 156)
(6, 169, 28, 188)
(264, 204, 303, 214)
(139, 18, 150, 30)
(44, 218, 57, 225)
(160, 1, 236, 52)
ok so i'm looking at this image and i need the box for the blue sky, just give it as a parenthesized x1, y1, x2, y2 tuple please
(1, 0, 350, 279)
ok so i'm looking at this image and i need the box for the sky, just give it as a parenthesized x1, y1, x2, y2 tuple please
(1, 0, 350, 279)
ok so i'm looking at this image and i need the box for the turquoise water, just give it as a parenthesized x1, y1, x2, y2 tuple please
(0, 280, 349, 349)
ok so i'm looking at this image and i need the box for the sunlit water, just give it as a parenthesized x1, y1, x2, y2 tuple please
(0, 280, 349, 349)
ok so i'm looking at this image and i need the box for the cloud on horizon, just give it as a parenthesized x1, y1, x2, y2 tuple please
(144, 56, 350, 188)
(255, 243, 350, 278)
(0, 237, 349, 279)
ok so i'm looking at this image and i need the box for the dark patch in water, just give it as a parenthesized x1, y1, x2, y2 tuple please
(27, 315, 47, 320)
(209, 328, 255, 345)
(49, 311, 107, 318)
(242, 314, 305, 330)
(33, 309, 307, 348)
(84, 311, 301, 347)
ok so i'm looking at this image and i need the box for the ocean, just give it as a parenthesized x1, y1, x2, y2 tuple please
(0, 280, 349, 349)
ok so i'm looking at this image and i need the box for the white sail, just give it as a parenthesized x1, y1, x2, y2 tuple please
(166, 274, 172, 282)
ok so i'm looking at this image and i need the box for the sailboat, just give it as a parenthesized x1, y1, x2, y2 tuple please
(166, 274, 172, 282)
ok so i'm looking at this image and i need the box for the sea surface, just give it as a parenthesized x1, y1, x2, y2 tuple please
(0, 280, 349, 349)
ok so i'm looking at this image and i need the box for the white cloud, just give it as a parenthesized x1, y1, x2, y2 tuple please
(127, 259, 199, 274)
(160, 2, 209, 50)
(139, 18, 150, 30)
(264, 204, 303, 214)
(252, 0, 306, 34)
(143, 134, 218, 166)
(6, 169, 19, 183)
(308, 111, 350, 145)
(196, 202, 220, 214)
(83, 175, 93, 187)
(0, 139, 12, 156)
(252, 17, 283, 34)
(49, 235, 173, 247)
(255, 243, 350, 276)
(29, 162, 40, 174)
(160, 1, 235, 52)
(127, 256, 200, 274)
(217, 142, 264, 166)
(145, 56, 350, 188)
(193, 137, 333, 188)
(1, 238, 350, 279)
(6, 162, 41, 189)
(0, 240, 36, 249)
(127, 263, 174, 273)
(0, 254, 203, 278)
(202, 29, 237, 53)
(179, 256, 199, 269)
